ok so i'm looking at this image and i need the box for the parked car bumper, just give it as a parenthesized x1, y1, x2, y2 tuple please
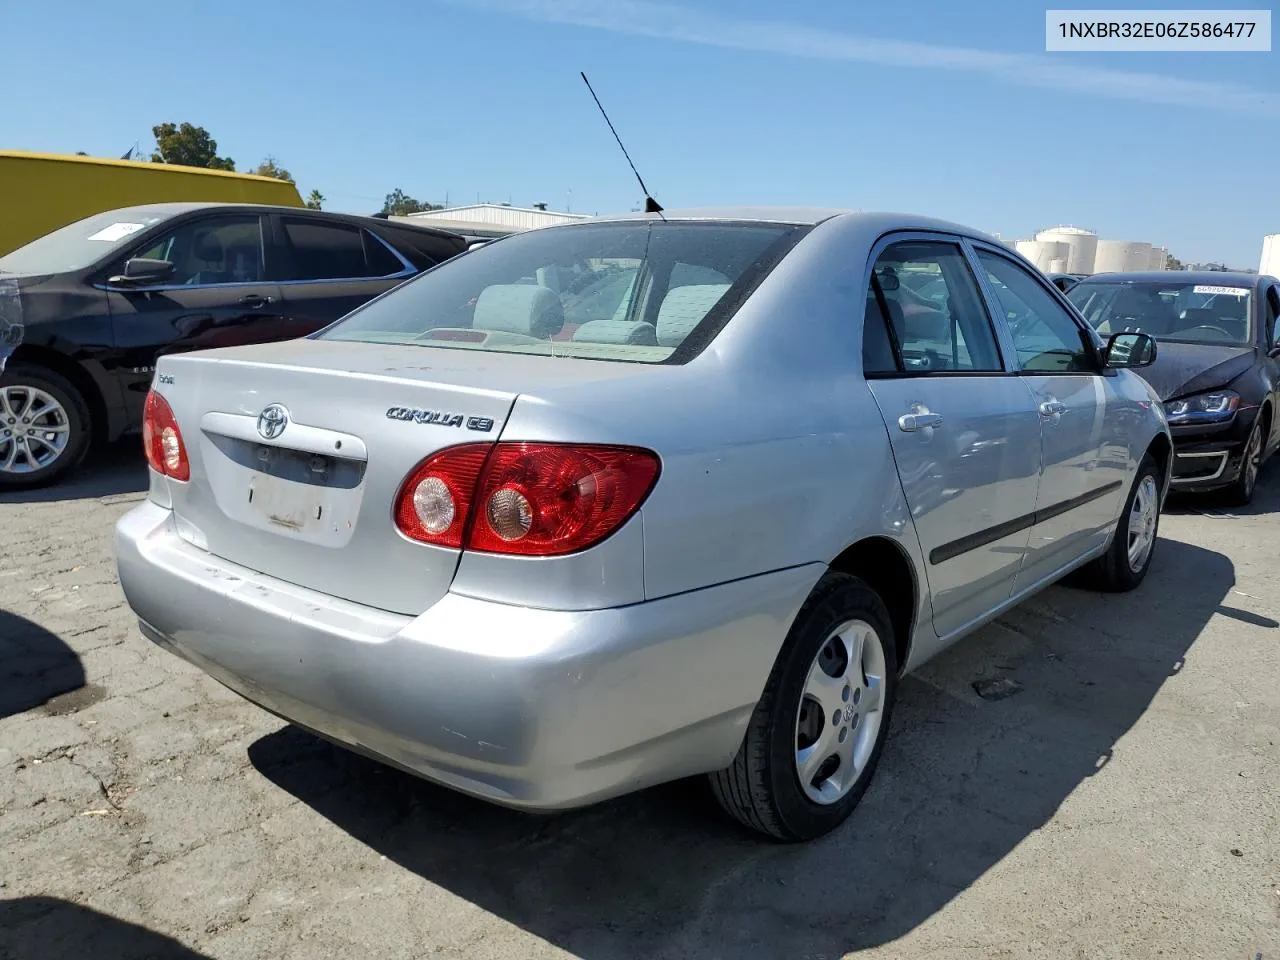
(114, 501, 821, 811)
(1168, 408, 1260, 492)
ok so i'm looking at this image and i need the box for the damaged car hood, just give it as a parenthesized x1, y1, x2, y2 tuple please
(1137, 341, 1257, 401)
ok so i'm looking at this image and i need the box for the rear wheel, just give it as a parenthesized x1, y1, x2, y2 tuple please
(1084, 452, 1161, 592)
(0, 364, 91, 490)
(709, 572, 898, 841)
(1221, 414, 1266, 507)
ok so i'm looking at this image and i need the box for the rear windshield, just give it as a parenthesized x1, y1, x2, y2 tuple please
(317, 220, 808, 363)
(0, 208, 173, 275)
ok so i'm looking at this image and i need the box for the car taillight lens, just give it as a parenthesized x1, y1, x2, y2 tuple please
(393, 442, 661, 556)
(393, 444, 490, 548)
(141, 390, 189, 481)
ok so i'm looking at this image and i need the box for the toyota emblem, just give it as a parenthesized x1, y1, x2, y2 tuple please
(257, 404, 289, 440)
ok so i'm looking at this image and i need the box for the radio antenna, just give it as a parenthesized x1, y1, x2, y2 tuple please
(580, 72, 664, 216)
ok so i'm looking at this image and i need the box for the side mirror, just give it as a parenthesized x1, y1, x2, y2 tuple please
(1104, 331, 1157, 368)
(108, 258, 175, 287)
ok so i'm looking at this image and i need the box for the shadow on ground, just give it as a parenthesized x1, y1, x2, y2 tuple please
(0, 898, 211, 960)
(0, 610, 84, 720)
(248, 536, 1234, 959)
(0, 440, 146, 505)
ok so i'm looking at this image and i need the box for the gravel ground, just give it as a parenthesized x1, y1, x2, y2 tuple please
(1, 444, 1277, 960)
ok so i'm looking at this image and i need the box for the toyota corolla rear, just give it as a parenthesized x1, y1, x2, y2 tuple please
(113, 215, 824, 810)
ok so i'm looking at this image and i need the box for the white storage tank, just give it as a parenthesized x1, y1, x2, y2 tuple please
(1048, 257, 1068, 273)
(1095, 240, 1153, 274)
(1035, 225, 1098, 274)
(1261, 234, 1280, 279)
(1149, 246, 1169, 270)
(1015, 239, 1070, 272)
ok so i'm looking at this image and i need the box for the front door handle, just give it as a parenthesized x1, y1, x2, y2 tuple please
(898, 403, 944, 433)
(237, 294, 275, 309)
(1039, 400, 1068, 418)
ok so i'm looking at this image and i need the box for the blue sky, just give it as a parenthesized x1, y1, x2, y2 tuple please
(3, 0, 1276, 266)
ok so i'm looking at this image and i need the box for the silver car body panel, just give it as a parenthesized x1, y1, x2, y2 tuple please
(115, 208, 1170, 810)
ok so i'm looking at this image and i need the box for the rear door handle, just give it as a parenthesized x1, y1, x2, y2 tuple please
(237, 294, 275, 309)
(898, 404, 944, 432)
(1039, 400, 1068, 418)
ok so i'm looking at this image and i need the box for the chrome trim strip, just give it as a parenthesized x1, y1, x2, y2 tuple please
(1171, 450, 1229, 484)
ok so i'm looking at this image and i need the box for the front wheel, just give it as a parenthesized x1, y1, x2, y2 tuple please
(1084, 452, 1162, 592)
(0, 364, 92, 490)
(1221, 414, 1266, 507)
(709, 572, 898, 841)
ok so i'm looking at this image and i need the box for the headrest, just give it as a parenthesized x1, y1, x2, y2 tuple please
(472, 284, 564, 339)
(901, 304, 948, 342)
(655, 284, 731, 347)
(571, 320, 658, 346)
(193, 232, 224, 262)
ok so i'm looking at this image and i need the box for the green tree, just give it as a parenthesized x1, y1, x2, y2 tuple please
(304, 189, 324, 210)
(150, 122, 235, 170)
(379, 188, 440, 216)
(75, 151, 89, 156)
(252, 156, 294, 183)
(1165, 254, 1183, 271)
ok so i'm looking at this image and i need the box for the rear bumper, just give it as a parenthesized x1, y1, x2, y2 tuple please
(114, 501, 821, 811)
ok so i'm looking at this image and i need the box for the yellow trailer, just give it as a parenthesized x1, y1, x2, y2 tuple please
(0, 150, 303, 255)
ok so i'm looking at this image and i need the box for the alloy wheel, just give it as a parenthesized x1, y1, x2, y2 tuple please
(0, 385, 71, 474)
(1241, 423, 1263, 498)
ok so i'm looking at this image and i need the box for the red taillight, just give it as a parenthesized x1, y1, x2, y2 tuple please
(393, 442, 661, 556)
(141, 390, 190, 482)
(393, 444, 490, 548)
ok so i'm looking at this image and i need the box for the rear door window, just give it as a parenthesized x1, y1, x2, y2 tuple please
(862, 240, 1003, 374)
(280, 218, 407, 281)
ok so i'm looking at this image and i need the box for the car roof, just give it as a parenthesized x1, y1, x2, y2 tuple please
(1078, 270, 1262, 287)
(575, 206, 1005, 245)
(86, 202, 465, 239)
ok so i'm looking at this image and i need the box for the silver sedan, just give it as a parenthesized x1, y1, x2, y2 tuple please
(114, 208, 1171, 841)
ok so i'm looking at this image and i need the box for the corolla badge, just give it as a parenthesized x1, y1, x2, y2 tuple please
(257, 404, 290, 440)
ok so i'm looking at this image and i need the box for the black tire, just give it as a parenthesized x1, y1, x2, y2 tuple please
(1221, 412, 1266, 507)
(1083, 452, 1162, 592)
(0, 363, 92, 490)
(709, 572, 899, 842)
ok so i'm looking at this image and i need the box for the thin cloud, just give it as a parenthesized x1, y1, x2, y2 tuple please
(459, 0, 1276, 115)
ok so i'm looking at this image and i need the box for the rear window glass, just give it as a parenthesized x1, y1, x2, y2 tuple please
(317, 221, 807, 363)
(281, 219, 406, 281)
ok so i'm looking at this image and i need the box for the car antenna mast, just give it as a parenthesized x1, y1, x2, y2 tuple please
(580, 72, 664, 217)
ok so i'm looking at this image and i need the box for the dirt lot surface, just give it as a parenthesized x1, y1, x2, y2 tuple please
(2, 445, 1278, 960)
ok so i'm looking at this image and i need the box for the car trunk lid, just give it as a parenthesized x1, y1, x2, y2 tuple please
(156, 341, 531, 616)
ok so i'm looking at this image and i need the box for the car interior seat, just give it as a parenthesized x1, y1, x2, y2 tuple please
(472, 284, 565, 339)
(188, 233, 231, 285)
(655, 284, 731, 348)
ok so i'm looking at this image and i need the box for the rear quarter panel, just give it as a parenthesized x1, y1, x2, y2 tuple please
(492, 214, 927, 628)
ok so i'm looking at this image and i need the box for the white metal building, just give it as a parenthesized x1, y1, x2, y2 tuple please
(1094, 240, 1153, 274)
(1015, 239, 1070, 272)
(395, 203, 589, 237)
(1261, 234, 1280, 279)
(1148, 246, 1169, 271)
(1034, 226, 1098, 274)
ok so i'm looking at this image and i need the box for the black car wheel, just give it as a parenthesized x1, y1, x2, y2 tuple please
(0, 364, 92, 490)
(1222, 413, 1267, 507)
